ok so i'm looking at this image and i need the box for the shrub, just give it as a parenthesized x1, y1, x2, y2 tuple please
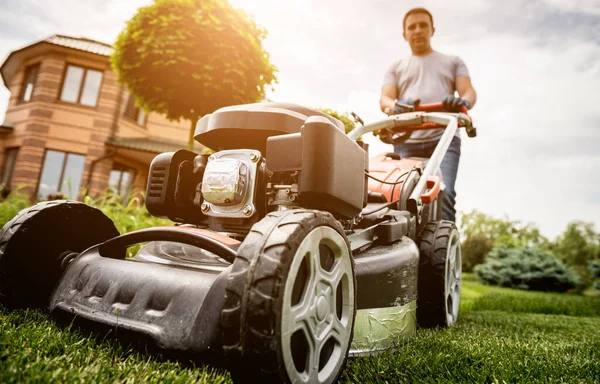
(589, 261, 600, 278)
(0, 191, 172, 259)
(474, 246, 580, 292)
(0, 191, 32, 227)
(461, 234, 494, 272)
(82, 193, 171, 234)
(590, 261, 600, 292)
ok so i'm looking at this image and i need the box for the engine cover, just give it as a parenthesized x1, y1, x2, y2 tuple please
(266, 116, 368, 219)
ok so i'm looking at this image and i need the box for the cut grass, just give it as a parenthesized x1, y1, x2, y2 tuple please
(0, 309, 230, 384)
(341, 304, 600, 383)
(1, 280, 598, 383)
(461, 278, 600, 317)
(1, 200, 599, 383)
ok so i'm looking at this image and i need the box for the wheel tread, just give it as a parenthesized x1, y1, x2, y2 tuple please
(0, 200, 119, 309)
(417, 220, 460, 328)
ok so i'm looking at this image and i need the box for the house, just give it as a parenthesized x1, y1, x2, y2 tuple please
(0, 34, 201, 202)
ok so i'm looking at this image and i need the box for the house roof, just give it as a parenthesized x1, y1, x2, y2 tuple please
(0, 122, 14, 134)
(106, 136, 201, 154)
(1, 34, 113, 88)
(44, 35, 113, 57)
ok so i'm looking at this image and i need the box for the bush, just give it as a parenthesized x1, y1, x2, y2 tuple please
(83, 193, 171, 231)
(461, 234, 494, 272)
(0, 191, 32, 227)
(474, 246, 580, 292)
(590, 261, 600, 292)
(0, 191, 172, 259)
(589, 261, 600, 278)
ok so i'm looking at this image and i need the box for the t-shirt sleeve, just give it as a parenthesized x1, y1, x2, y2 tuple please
(454, 56, 470, 78)
(382, 61, 398, 87)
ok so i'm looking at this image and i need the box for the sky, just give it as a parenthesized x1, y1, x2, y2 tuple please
(0, 0, 599, 240)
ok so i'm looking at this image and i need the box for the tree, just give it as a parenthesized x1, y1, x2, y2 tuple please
(552, 221, 600, 264)
(112, 0, 277, 149)
(461, 234, 494, 272)
(318, 108, 356, 134)
(459, 210, 550, 249)
(551, 221, 600, 289)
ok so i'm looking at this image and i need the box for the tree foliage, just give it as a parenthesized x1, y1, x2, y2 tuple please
(461, 234, 494, 272)
(459, 210, 549, 249)
(551, 221, 600, 289)
(474, 246, 580, 293)
(317, 108, 368, 144)
(552, 221, 600, 265)
(111, 0, 277, 147)
(318, 108, 356, 134)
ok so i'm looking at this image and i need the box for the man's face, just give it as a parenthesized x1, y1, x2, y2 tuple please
(403, 13, 434, 54)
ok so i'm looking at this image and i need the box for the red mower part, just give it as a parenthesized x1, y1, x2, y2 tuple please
(415, 102, 469, 115)
(421, 176, 441, 204)
(367, 154, 423, 202)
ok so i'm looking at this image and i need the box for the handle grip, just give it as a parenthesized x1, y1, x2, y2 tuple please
(415, 102, 469, 115)
(421, 176, 441, 204)
(417, 102, 476, 137)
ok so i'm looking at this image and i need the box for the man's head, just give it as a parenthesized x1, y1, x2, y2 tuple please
(403, 8, 435, 56)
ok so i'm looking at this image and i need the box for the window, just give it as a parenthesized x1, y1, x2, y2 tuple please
(1, 148, 19, 187)
(19, 64, 39, 102)
(59, 65, 103, 107)
(37, 150, 86, 200)
(123, 93, 147, 126)
(108, 163, 136, 199)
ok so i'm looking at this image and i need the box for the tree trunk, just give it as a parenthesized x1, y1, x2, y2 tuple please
(188, 119, 196, 151)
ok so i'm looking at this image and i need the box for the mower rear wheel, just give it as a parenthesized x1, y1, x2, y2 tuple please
(0, 200, 120, 309)
(221, 210, 356, 384)
(417, 220, 461, 328)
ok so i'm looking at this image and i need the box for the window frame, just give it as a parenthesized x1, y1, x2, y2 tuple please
(58, 63, 104, 108)
(123, 93, 148, 127)
(108, 163, 137, 200)
(18, 63, 40, 103)
(0, 147, 20, 188)
(35, 149, 87, 200)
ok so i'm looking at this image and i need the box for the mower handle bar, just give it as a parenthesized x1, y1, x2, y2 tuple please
(346, 110, 468, 141)
(347, 102, 474, 142)
(347, 104, 470, 216)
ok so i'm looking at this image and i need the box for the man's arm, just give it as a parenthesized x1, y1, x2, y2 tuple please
(380, 84, 398, 114)
(456, 76, 477, 109)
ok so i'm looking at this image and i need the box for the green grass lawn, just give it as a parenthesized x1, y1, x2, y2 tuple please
(1, 276, 598, 383)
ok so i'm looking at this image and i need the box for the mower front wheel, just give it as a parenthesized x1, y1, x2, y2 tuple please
(221, 210, 356, 384)
(0, 200, 120, 309)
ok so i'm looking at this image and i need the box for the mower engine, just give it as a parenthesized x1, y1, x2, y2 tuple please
(145, 103, 368, 235)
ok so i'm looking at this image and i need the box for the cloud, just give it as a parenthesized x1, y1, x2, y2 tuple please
(543, 0, 600, 16)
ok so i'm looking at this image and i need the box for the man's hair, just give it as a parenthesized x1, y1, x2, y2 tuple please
(402, 7, 434, 30)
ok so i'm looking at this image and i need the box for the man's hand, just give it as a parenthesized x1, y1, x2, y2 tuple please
(392, 98, 417, 114)
(442, 95, 471, 111)
(376, 130, 393, 144)
(379, 97, 418, 142)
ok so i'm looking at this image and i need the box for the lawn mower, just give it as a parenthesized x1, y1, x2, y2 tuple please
(0, 101, 475, 383)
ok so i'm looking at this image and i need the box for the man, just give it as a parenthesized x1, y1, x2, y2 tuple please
(379, 7, 477, 223)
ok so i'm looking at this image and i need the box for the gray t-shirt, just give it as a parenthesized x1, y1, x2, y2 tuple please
(382, 51, 470, 143)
